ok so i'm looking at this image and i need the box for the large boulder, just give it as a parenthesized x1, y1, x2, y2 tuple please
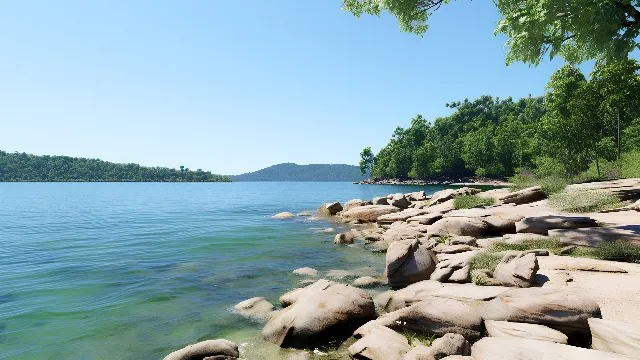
(163, 339, 239, 360)
(428, 217, 489, 237)
(404, 333, 471, 360)
(430, 258, 470, 283)
(344, 199, 365, 211)
(357, 297, 484, 340)
(377, 208, 431, 224)
(386, 239, 438, 288)
(233, 297, 276, 321)
(499, 186, 546, 205)
(430, 187, 481, 206)
(348, 322, 411, 360)
(515, 216, 598, 235)
(485, 320, 568, 344)
(262, 280, 375, 348)
(589, 318, 640, 358)
(389, 193, 411, 209)
(471, 337, 632, 360)
(493, 252, 539, 288)
(341, 205, 401, 223)
(479, 288, 601, 341)
(319, 202, 343, 216)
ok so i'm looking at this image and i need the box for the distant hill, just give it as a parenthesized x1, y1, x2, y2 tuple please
(230, 163, 369, 182)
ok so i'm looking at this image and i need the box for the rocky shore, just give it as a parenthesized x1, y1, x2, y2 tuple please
(353, 177, 510, 186)
(164, 179, 640, 360)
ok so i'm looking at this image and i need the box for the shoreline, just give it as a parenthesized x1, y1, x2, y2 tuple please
(353, 177, 510, 187)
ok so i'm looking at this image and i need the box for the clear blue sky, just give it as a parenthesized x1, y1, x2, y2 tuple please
(0, 0, 578, 175)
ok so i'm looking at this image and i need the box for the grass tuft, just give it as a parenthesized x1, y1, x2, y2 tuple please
(468, 252, 502, 274)
(509, 173, 568, 196)
(489, 238, 566, 255)
(572, 241, 640, 263)
(549, 190, 624, 213)
(401, 329, 438, 346)
(453, 195, 495, 210)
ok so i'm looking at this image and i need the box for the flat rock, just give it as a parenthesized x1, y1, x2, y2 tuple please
(549, 226, 640, 247)
(341, 205, 401, 223)
(516, 216, 598, 235)
(471, 337, 632, 360)
(434, 244, 477, 254)
(273, 212, 295, 219)
(348, 322, 411, 360)
(378, 208, 431, 224)
(485, 320, 568, 344)
(353, 276, 385, 288)
(589, 318, 640, 358)
(428, 217, 489, 237)
(314, 227, 335, 233)
(407, 191, 429, 201)
(297, 211, 313, 216)
(163, 339, 240, 360)
(427, 199, 456, 214)
(499, 186, 546, 205)
(344, 199, 365, 211)
(233, 297, 276, 321)
(407, 213, 443, 225)
(493, 252, 539, 287)
(565, 178, 640, 201)
(386, 239, 437, 288)
(293, 267, 319, 277)
(262, 279, 375, 348)
(449, 236, 478, 246)
(548, 258, 628, 273)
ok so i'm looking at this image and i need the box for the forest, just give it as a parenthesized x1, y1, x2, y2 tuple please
(360, 59, 640, 182)
(0, 151, 231, 182)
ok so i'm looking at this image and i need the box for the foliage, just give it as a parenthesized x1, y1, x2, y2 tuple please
(0, 151, 230, 182)
(342, 0, 640, 65)
(468, 252, 502, 274)
(549, 190, 624, 212)
(401, 329, 438, 346)
(490, 238, 566, 255)
(572, 241, 640, 263)
(453, 195, 495, 209)
(359, 147, 376, 175)
(508, 173, 568, 195)
(230, 163, 368, 182)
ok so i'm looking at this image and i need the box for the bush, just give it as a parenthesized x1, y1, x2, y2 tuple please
(490, 238, 566, 254)
(549, 190, 623, 213)
(453, 195, 495, 209)
(573, 241, 640, 263)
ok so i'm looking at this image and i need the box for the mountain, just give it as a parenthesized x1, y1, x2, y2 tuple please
(230, 163, 368, 182)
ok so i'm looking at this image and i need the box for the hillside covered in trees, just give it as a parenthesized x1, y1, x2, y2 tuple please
(230, 163, 368, 182)
(0, 151, 231, 182)
(360, 60, 640, 181)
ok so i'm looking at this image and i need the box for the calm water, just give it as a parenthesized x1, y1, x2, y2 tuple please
(0, 182, 460, 360)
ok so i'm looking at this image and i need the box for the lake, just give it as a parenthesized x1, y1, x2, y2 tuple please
(0, 182, 464, 360)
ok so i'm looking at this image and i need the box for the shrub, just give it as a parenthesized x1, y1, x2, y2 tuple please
(453, 195, 495, 210)
(549, 190, 623, 213)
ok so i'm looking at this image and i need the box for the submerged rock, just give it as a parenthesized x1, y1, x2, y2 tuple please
(233, 297, 276, 321)
(334, 231, 357, 245)
(163, 339, 240, 360)
(292, 267, 318, 277)
(272, 212, 295, 219)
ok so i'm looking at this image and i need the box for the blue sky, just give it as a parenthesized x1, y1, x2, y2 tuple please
(0, 0, 580, 175)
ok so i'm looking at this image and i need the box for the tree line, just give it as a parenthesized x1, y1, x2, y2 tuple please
(0, 151, 231, 182)
(360, 59, 640, 180)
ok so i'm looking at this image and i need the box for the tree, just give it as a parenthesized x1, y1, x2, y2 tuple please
(342, 0, 640, 65)
(359, 146, 375, 175)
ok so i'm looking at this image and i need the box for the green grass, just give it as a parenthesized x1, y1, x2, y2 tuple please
(468, 252, 503, 274)
(489, 238, 566, 255)
(509, 173, 568, 196)
(453, 194, 495, 209)
(401, 329, 438, 346)
(572, 241, 640, 263)
(549, 190, 624, 213)
(437, 234, 451, 244)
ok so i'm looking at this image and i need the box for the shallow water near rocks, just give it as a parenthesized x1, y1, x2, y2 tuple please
(0, 182, 475, 360)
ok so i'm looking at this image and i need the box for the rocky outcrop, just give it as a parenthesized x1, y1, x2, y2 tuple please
(272, 212, 295, 219)
(377, 208, 431, 224)
(389, 193, 411, 209)
(262, 279, 375, 348)
(341, 205, 401, 223)
(344, 199, 365, 211)
(471, 337, 631, 360)
(348, 323, 411, 360)
(499, 186, 545, 205)
(493, 252, 539, 287)
(163, 339, 240, 360)
(233, 297, 276, 321)
(479, 288, 601, 340)
(430, 187, 481, 206)
(428, 217, 489, 237)
(430, 258, 470, 283)
(386, 239, 438, 288)
(484, 320, 568, 344)
(515, 215, 598, 235)
(588, 318, 640, 358)
(404, 333, 471, 360)
(358, 297, 484, 340)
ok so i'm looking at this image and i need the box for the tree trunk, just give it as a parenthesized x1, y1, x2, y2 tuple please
(618, 104, 621, 160)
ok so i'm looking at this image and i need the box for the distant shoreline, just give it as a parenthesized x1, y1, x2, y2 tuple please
(353, 177, 510, 187)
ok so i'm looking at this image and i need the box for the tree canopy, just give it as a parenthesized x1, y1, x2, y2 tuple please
(342, 0, 640, 65)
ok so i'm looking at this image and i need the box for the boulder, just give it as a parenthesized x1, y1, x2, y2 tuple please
(378, 208, 431, 224)
(407, 213, 443, 225)
(449, 236, 477, 246)
(373, 197, 390, 205)
(358, 297, 484, 341)
(389, 193, 411, 209)
(471, 337, 632, 360)
(485, 320, 568, 344)
(499, 186, 546, 205)
(381, 222, 430, 247)
(262, 279, 375, 348)
(433, 244, 477, 254)
(272, 212, 295, 219)
(293, 267, 318, 277)
(427, 199, 456, 214)
(386, 239, 438, 288)
(407, 191, 428, 201)
(430, 187, 480, 206)
(326, 269, 355, 279)
(479, 288, 601, 340)
(163, 339, 239, 360)
(348, 322, 411, 360)
(233, 297, 276, 321)
(334, 231, 357, 245)
(341, 205, 401, 223)
(279, 287, 307, 307)
(515, 216, 598, 235)
(344, 199, 365, 211)
(548, 226, 640, 247)
(493, 252, 539, 288)
(482, 213, 525, 234)
(428, 217, 489, 237)
(404, 333, 471, 360)
(589, 318, 640, 358)
(353, 276, 384, 288)
(430, 258, 470, 283)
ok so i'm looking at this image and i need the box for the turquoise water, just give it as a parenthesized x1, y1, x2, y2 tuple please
(0, 182, 457, 360)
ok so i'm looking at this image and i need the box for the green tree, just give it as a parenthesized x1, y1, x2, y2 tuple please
(342, 0, 640, 65)
(359, 146, 375, 175)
